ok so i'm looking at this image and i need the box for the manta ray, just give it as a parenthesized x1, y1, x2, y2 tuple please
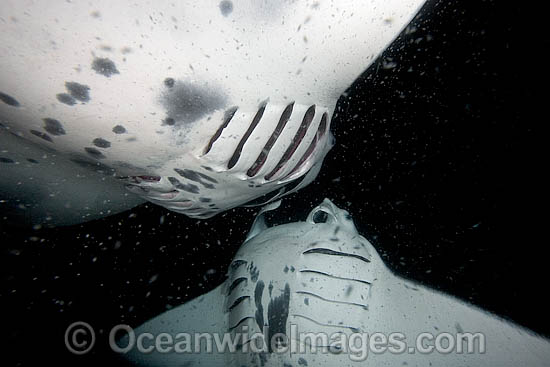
(118, 199, 550, 366)
(0, 0, 426, 226)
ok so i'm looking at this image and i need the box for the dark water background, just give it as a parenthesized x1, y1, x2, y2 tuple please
(2, 1, 548, 365)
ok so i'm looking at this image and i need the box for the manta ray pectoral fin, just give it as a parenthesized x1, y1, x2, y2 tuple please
(119, 284, 227, 367)
(0, 128, 144, 227)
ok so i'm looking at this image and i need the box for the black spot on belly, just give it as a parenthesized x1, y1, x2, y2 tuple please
(65, 82, 91, 102)
(30, 130, 53, 142)
(174, 168, 202, 182)
(250, 264, 260, 282)
(93, 138, 111, 148)
(164, 78, 175, 88)
(167, 177, 200, 194)
(254, 281, 265, 332)
(174, 168, 219, 185)
(84, 147, 106, 159)
(199, 197, 212, 203)
(267, 283, 291, 353)
(0, 92, 20, 107)
(162, 117, 175, 126)
(43, 118, 66, 136)
(0, 157, 15, 163)
(92, 57, 119, 77)
(112, 125, 127, 134)
(160, 80, 226, 125)
(56, 93, 76, 105)
(27, 158, 39, 164)
(219, 0, 234, 16)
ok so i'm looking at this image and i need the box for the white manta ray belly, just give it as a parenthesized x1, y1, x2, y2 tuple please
(0, 0, 426, 223)
(122, 199, 550, 367)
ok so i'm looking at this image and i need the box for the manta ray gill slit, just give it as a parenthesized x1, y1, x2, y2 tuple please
(264, 104, 317, 181)
(227, 102, 268, 169)
(247, 102, 295, 177)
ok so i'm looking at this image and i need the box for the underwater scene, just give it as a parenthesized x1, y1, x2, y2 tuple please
(1, 1, 548, 366)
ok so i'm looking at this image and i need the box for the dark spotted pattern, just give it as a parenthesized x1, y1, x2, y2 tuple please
(174, 168, 218, 184)
(167, 177, 200, 194)
(29, 129, 53, 142)
(65, 82, 90, 102)
(254, 281, 265, 332)
(84, 147, 106, 159)
(249, 262, 260, 282)
(219, 1, 234, 16)
(93, 138, 111, 148)
(163, 117, 175, 126)
(0, 157, 15, 163)
(27, 159, 39, 164)
(43, 118, 66, 136)
(0, 92, 20, 107)
(160, 80, 226, 125)
(164, 78, 175, 88)
(267, 283, 291, 353)
(92, 57, 119, 77)
(112, 125, 127, 134)
(56, 93, 76, 106)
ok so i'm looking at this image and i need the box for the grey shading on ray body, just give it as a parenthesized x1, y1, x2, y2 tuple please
(92, 57, 119, 77)
(92, 138, 111, 148)
(160, 80, 226, 125)
(84, 147, 106, 159)
(43, 118, 66, 136)
(65, 82, 90, 102)
(112, 125, 127, 134)
(29, 129, 53, 142)
(0, 92, 20, 106)
(219, 0, 233, 16)
(0, 127, 143, 227)
(56, 93, 76, 105)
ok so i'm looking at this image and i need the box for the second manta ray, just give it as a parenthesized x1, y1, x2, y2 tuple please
(120, 199, 550, 367)
(0, 0, 426, 225)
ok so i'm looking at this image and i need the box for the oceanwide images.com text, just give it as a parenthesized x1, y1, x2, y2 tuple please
(65, 321, 486, 361)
